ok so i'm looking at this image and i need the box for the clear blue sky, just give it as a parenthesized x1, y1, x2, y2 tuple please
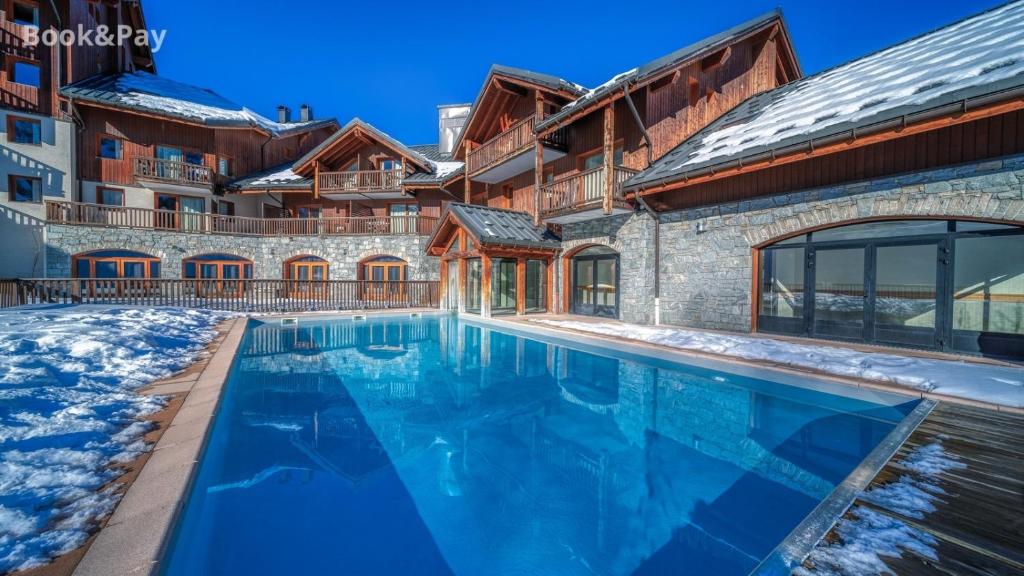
(147, 0, 1002, 146)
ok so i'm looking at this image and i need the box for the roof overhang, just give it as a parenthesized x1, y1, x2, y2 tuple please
(292, 119, 432, 177)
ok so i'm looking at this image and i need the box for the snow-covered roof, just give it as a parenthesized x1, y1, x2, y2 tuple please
(536, 9, 787, 132)
(228, 163, 313, 191)
(404, 144, 464, 185)
(626, 0, 1024, 191)
(62, 72, 337, 136)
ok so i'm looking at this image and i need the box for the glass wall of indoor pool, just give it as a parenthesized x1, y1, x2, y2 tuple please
(162, 315, 919, 576)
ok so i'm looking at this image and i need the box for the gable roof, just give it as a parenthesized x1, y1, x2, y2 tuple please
(427, 204, 561, 252)
(227, 163, 313, 192)
(291, 118, 434, 175)
(535, 9, 794, 132)
(62, 72, 337, 136)
(625, 0, 1024, 193)
(452, 64, 588, 156)
(403, 144, 465, 186)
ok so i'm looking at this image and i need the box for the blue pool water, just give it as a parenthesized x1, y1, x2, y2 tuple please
(163, 315, 917, 575)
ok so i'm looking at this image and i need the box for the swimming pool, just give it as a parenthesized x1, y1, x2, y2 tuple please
(162, 314, 918, 575)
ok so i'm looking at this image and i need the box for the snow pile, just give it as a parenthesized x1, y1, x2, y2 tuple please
(113, 72, 316, 134)
(530, 320, 1024, 408)
(431, 160, 464, 180)
(674, 1, 1024, 171)
(0, 306, 227, 572)
(797, 442, 965, 575)
(249, 166, 306, 187)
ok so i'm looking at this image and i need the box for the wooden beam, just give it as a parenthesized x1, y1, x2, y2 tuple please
(516, 258, 527, 315)
(534, 92, 545, 225)
(603, 104, 615, 214)
(463, 141, 472, 203)
(637, 97, 1024, 198)
(313, 161, 320, 199)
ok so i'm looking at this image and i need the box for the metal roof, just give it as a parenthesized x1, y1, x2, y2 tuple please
(535, 9, 786, 132)
(436, 204, 561, 250)
(625, 0, 1024, 192)
(227, 163, 312, 191)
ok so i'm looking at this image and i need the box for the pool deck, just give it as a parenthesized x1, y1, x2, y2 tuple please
(804, 402, 1024, 575)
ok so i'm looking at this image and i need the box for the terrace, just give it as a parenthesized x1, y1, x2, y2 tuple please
(45, 200, 438, 236)
(539, 165, 639, 223)
(317, 168, 404, 199)
(133, 157, 214, 189)
(465, 114, 567, 183)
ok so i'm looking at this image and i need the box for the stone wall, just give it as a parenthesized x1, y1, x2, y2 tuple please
(660, 155, 1024, 331)
(558, 211, 657, 324)
(44, 226, 438, 280)
(562, 154, 1024, 332)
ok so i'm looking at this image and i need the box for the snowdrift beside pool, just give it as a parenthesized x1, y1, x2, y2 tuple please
(0, 306, 228, 572)
(531, 320, 1024, 409)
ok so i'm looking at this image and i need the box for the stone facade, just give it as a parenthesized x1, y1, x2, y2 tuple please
(561, 154, 1024, 332)
(557, 210, 657, 324)
(44, 226, 438, 280)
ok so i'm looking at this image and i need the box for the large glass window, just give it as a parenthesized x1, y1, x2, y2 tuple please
(466, 258, 482, 313)
(183, 254, 252, 297)
(571, 246, 619, 318)
(525, 260, 547, 312)
(73, 250, 160, 279)
(491, 259, 516, 313)
(953, 235, 1024, 335)
(757, 220, 1023, 359)
(8, 116, 40, 145)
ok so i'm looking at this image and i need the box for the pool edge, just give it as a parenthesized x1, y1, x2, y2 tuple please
(748, 398, 938, 575)
(70, 317, 248, 576)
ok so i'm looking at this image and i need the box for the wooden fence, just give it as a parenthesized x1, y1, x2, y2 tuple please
(1, 279, 440, 312)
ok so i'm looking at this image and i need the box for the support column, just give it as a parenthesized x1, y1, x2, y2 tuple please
(534, 93, 545, 225)
(463, 141, 473, 204)
(439, 260, 449, 310)
(602, 104, 615, 215)
(481, 253, 492, 318)
(516, 257, 527, 315)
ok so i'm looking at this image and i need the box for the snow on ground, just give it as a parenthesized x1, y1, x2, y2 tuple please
(796, 442, 965, 575)
(0, 306, 228, 573)
(530, 320, 1024, 408)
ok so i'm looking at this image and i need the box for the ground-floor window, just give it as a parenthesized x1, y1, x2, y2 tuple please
(491, 258, 517, 314)
(466, 258, 482, 313)
(73, 250, 160, 279)
(183, 253, 253, 297)
(285, 255, 329, 298)
(362, 256, 407, 300)
(525, 260, 547, 312)
(758, 219, 1023, 359)
(571, 246, 619, 318)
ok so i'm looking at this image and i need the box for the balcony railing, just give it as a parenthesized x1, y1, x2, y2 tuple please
(45, 201, 438, 236)
(7, 279, 440, 312)
(466, 114, 567, 176)
(539, 166, 640, 217)
(319, 169, 403, 193)
(134, 157, 213, 187)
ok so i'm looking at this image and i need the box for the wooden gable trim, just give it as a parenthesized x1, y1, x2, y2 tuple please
(633, 97, 1024, 198)
(294, 124, 430, 176)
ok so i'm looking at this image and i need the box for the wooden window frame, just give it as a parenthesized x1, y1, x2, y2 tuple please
(96, 186, 125, 206)
(216, 155, 233, 177)
(6, 56, 40, 88)
(8, 174, 41, 203)
(362, 257, 408, 300)
(183, 255, 252, 297)
(213, 199, 235, 216)
(7, 114, 40, 145)
(7, 0, 40, 27)
(155, 144, 205, 167)
(285, 255, 329, 298)
(153, 193, 205, 230)
(97, 134, 124, 160)
(576, 139, 625, 171)
(72, 253, 159, 279)
(293, 204, 322, 219)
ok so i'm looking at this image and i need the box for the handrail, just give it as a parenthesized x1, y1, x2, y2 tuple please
(44, 201, 438, 236)
(319, 169, 403, 193)
(466, 114, 539, 175)
(9, 279, 440, 312)
(539, 166, 640, 215)
(134, 157, 213, 187)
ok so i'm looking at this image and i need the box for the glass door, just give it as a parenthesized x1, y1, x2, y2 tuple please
(155, 194, 179, 229)
(571, 250, 619, 318)
(812, 247, 866, 340)
(872, 242, 943, 348)
(179, 196, 205, 232)
(155, 145, 183, 181)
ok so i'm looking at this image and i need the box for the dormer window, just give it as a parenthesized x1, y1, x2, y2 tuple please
(379, 158, 402, 172)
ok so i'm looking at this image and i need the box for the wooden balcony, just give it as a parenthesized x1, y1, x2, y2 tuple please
(133, 157, 213, 188)
(45, 201, 438, 236)
(318, 169, 403, 198)
(539, 166, 640, 224)
(466, 114, 567, 184)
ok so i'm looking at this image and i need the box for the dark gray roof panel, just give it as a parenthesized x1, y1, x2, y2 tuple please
(227, 163, 312, 191)
(448, 203, 561, 249)
(536, 10, 783, 132)
(626, 1, 1024, 191)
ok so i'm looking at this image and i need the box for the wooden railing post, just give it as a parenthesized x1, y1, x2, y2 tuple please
(603, 104, 615, 215)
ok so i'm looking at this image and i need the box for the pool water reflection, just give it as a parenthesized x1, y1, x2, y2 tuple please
(163, 316, 917, 575)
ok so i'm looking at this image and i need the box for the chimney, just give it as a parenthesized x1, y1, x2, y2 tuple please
(438, 103, 471, 157)
(300, 104, 313, 122)
(277, 105, 291, 124)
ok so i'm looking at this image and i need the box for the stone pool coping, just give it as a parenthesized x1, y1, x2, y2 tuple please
(71, 317, 247, 576)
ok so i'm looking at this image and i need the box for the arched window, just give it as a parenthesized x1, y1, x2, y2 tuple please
(183, 254, 253, 280)
(757, 219, 1023, 359)
(361, 255, 407, 282)
(183, 254, 253, 298)
(73, 250, 160, 279)
(285, 255, 328, 281)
